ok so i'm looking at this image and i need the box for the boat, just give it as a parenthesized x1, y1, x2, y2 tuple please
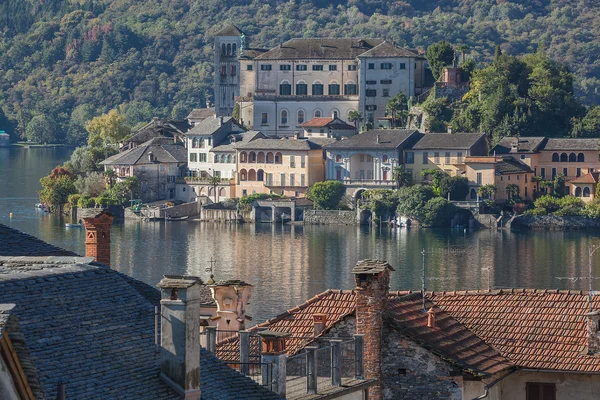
(65, 223, 83, 228)
(165, 216, 188, 221)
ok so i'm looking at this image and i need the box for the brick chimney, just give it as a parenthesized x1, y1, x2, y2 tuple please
(585, 311, 600, 355)
(209, 280, 252, 332)
(157, 275, 202, 400)
(313, 314, 327, 336)
(352, 259, 394, 400)
(81, 209, 114, 267)
(258, 330, 291, 397)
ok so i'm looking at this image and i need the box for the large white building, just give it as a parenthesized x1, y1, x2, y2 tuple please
(213, 27, 428, 136)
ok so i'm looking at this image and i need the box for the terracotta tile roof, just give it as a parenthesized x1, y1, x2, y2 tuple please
(300, 117, 334, 127)
(217, 289, 356, 358)
(570, 172, 600, 184)
(386, 294, 513, 376)
(429, 289, 600, 373)
(464, 156, 499, 164)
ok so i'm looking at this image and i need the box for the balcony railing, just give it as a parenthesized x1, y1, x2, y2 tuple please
(182, 177, 233, 185)
(342, 178, 396, 186)
(252, 94, 359, 102)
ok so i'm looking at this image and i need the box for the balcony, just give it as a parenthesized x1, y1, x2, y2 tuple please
(182, 176, 233, 185)
(342, 178, 396, 187)
(252, 94, 359, 102)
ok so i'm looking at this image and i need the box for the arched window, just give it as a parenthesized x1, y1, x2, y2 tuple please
(219, 187, 226, 197)
(266, 152, 274, 163)
(240, 152, 247, 163)
(227, 154, 232, 163)
(569, 153, 576, 162)
(257, 152, 265, 163)
(232, 43, 237, 55)
(198, 187, 204, 196)
(221, 154, 227, 163)
(335, 154, 342, 163)
(240, 169, 247, 181)
(248, 169, 257, 181)
(280, 80, 292, 96)
(470, 188, 477, 200)
(250, 152, 256, 162)
(297, 110, 305, 125)
(281, 110, 288, 125)
(296, 80, 307, 95)
(332, 109, 339, 119)
(576, 187, 582, 197)
(275, 152, 283, 164)
(584, 187, 591, 197)
(192, 137, 199, 148)
(199, 137, 205, 148)
(328, 80, 341, 95)
(382, 154, 389, 163)
(560, 153, 568, 162)
(221, 44, 226, 55)
(227, 43, 231, 55)
(214, 154, 219, 163)
(314, 110, 322, 118)
(312, 81, 324, 95)
(578, 153, 585, 162)
(257, 169, 264, 181)
(552, 153, 559, 162)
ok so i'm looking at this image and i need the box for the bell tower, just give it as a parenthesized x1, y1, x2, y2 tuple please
(214, 25, 243, 117)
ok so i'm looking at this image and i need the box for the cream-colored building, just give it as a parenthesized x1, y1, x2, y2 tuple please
(236, 37, 426, 136)
(569, 172, 599, 203)
(235, 136, 333, 197)
(464, 156, 535, 202)
(403, 133, 488, 183)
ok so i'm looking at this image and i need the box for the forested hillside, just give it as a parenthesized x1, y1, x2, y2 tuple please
(1, 0, 599, 144)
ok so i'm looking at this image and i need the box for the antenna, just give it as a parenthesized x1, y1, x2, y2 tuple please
(206, 257, 217, 284)
(556, 243, 600, 311)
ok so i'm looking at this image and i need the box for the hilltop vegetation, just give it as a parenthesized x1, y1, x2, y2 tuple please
(1, 0, 599, 144)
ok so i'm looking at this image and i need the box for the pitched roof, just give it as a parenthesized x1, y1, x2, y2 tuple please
(495, 158, 533, 175)
(570, 172, 600, 184)
(210, 131, 265, 152)
(187, 108, 215, 121)
(357, 41, 421, 58)
(0, 224, 276, 399)
(411, 133, 486, 150)
(215, 25, 244, 37)
(185, 116, 242, 137)
(254, 38, 384, 60)
(240, 48, 269, 59)
(464, 156, 499, 164)
(235, 137, 328, 151)
(492, 137, 546, 154)
(386, 294, 513, 376)
(300, 117, 354, 129)
(324, 129, 419, 150)
(0, 227, 78, 256)
(101, 138, 187, 166)
(541, 138, 600, 151)
(124, 119, 190, 146)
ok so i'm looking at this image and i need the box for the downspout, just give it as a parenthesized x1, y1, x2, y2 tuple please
(472, 368, 519, 400)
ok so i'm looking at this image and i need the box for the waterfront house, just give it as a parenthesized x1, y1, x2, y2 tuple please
(464, 156, 535, 202)
(492, 136, 600, 195)
(0, 221, 281, 400)
(405, 132, 488, 184)
(100, 137, 187, 203)
(217, 259, 600, 400)
(323, 129, 421, 198)
(120, 118, 190, 152)
(235, 136, 333, 197)
(569, 172, 600, 203)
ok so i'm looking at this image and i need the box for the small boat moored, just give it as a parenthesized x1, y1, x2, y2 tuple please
(65, 223, 83, 228)
(165, 216, 188, 221)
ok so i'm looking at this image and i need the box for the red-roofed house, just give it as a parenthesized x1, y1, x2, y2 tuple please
(300, 116, 355, 139)
(570, 172, 600, 203)
(217, 259, 600, 400)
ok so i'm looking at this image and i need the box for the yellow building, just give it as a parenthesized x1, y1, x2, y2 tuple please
(235, 136, 334, 197)
(570, 172, 599, 203)
(465, 156, 535, 202)
(403, 133, 488, 183)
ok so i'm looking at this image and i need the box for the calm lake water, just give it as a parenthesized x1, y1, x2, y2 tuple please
(1, 147, 600, 323)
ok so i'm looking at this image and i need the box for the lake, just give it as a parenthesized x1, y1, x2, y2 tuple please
(1, 146, 600, 323)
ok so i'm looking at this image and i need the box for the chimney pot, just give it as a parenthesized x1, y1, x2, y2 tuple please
(585, 311, 600, 355)
(81, 209, 114, 267)
(258, 331, 291, 355)
(427, 308, 436, 328)
(148, 151, 154, 163)
(313, 313, 327, 336)
(447, 127, 452, 134)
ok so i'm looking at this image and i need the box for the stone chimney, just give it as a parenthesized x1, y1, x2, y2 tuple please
(209, 280, 252, 332)
(258, 331, 291, 397)
(376, 134, 380, 144)
(352, 259, 394, 400)
(427, 308, 436, 328)
(148, 151, 154, 163)
(81, 209, 114, 267)
(313, 314, 327, 336)
(585, 311, 600, 355)
(219, 116, 224, 126)
(511, 136, 519, 153)
(157, 275, 202, 400)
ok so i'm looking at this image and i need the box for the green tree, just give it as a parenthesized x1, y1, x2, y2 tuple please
(39, 166, 77, 212)
(422, 97, 452, 132)
(209, 175, 221, 203)
(87, 109, 131, 146)
(396, 184, 435, 220)
(347, 110, 363, 134)
(306, 180, 346, 210)
(74, 172, 106, 197)
(26, 114, 55, 143)
(572, 106, 600, 138)
(426, 41, 455, 81)
(420, 169, 446, 195)
(386, 93, 408, 128)
(439, 176, 469, 200)
(66, 145, 118, 175)
(392, 165, 412, 189)
(67, 104, 95, 146)
(421, 197, 456, 227)
(477, 184, 497, 200)
(506, 184, 521, 202)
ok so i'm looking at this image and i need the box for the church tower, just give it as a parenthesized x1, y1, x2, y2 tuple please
(214, 25, 243, 117)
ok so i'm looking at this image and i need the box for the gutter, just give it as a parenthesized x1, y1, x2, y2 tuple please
(472, 368, 519, 400)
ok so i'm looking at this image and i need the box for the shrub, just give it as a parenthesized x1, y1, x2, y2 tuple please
(512, 202, 527, 215)
(68, 193, 81, 206)
(77, 195, 95, 208)
(306, 181, 346, 210)
(534, 195, 562, 213)
(559, 195, 584, 209)
(583, 202, 600, 219)
(439, 176, 469, 200)
(421, 197, 456, 227)
(525, 208, 547, 216)
(396, 184, 435, 220)
(555, 205, 583, 217)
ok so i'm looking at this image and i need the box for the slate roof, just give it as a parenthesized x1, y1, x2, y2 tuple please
(570, 172, 600, 184)
(492, 137, 546, 154)
(185, 116, 242, 137)
(411, 133, 486, 150)
(100, 138, 187, 166)
(0, 227, 78, 256)
(124, 120, 190, 147)
(187, 108, 215, 121)
(541, 138, 600, 151)
(235, 137, 327, 151)
(324, 130, 419, 150)
(0, 224, 277, 399)
(254, 38, 384, 60)
(240, 48, 269, 59)
(357, 41, 421, 59)
(495, 158, 533, 175)
(386, 294, 513, 376)
(215, 25, 244, 37)
(210, 131, 265, 152)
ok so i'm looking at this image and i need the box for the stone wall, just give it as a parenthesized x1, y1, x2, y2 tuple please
(199, 207, 240, 222)
(511, 215, 600, 230)
(474, 214, 501, 229)
(161, 201, 200, 218)
(304, 210, 358, 225)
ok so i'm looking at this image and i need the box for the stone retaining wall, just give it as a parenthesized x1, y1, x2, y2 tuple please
(512, 215, 600, 230)
(303, 210, 358, 225)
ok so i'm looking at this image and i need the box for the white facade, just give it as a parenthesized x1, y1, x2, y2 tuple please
(325, 149, 399, 182)
(187, 135, 242, 179)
